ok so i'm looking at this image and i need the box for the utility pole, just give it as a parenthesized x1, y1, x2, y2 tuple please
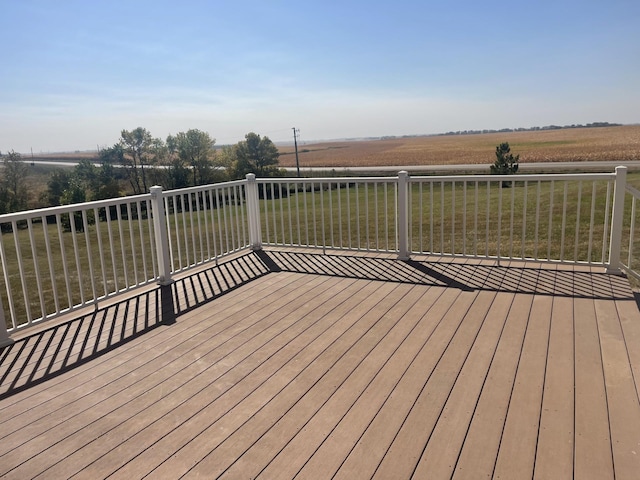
(292, 127, 300, 177)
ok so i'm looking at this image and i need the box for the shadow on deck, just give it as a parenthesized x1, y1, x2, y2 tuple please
(0, 249, 632, 400)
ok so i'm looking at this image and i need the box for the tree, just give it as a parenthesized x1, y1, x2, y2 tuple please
(120, 127, 155, 194)
(490, 142, 519, 187)
(232, 132, 282, 178)
(158, 137, 190, 190)
(0, 150, 29, 213)
(168, 129, 217, 186)
(42, 169, 72, 207)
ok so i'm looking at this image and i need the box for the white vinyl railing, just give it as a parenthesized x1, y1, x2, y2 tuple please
(0, 194, 159, 335)
(0, 179, 250, 335)
(0, 166, 636, 341)
(621, 183, 640, 280)
(253, 169, 625, 268)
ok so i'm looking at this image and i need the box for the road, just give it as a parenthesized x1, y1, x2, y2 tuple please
(26, 160, 640, 174)
(288, 160, 640, 174)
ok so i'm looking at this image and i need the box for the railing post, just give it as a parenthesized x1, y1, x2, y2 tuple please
(0, 296, 13, 348)
(607, 166, 627, 274)
(398, 171, 410, 260)
(150, 186, 172, 285)
(246, 174, 262, 251)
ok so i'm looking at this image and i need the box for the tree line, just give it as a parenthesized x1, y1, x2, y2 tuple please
(0, 128, 283, 214)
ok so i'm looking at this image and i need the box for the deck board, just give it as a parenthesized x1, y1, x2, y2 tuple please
(1, 249, 640, 479)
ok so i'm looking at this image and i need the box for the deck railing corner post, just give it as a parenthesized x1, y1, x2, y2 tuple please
(397, 170, 410, 260)
(150, 185, 173, 285)
(606, 166, 627, 274)
(246, 173, 262, 251)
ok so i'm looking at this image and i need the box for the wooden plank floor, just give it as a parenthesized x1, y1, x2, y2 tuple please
(1, 249, 639, 479)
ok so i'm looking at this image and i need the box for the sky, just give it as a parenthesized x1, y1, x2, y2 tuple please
(0, 0, 639, 154)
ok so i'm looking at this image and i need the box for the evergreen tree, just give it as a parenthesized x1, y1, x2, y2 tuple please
(490, 142, 519, 187)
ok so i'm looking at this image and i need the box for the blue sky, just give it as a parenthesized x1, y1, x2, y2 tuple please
(1, 0, 638, 153)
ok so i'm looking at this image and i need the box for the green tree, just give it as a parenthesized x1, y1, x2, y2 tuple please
(158, 137, 190, 189)
(490, 142, 519, 187)
(232, 132, 282, 178)
(0, 150, 29, 213)
(42, 169, 72, 206)
(168, 129, 217, 185)
(120, 127, 155, 194)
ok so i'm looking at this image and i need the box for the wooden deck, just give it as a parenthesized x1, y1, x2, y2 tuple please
(1, 249, 640, 479)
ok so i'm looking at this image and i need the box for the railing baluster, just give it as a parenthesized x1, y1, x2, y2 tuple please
(560, 182, 568, 261)
(522, 181, 528, 259)
(601, 181, 612, 264)
(547, 181, 555, 260)
(329, 181, 334, 248)
(202, 192, 211, 260)
(474, 181, 478, 257)
(216, 189, 225, 258)
(188, 192, 196, 263)
(196, 192, 204, 263)
(588, 182, 597, 263)
(209, 189, 219, 259)
(356, 182, 361, 250)
(535, 181, 541, 260)
(375, 183, 379, 251)
(41, 214, 60, 314)
(497, 182, 502, 261)
(69, 208, 83, 305)
(320, 182, 326, 253)
(94, 207, 106, 296)
(486, 181, 491, 258)
(451, 181, 456, 254)
(574, 181, 582, 262)
(117, 203, 128, 289)
(82, 210, 97, 304)
(440, 181, 445, 254)
(304, 182, 309, 247)
(365, 182, 370, 251)
(509, 181, 515, 259)
(278, 183, 285, 246)
(27, 219, 46, 320)
(384, 183, 390, 251)
(105, 205, 117, 292)
(172, 194, 182, 271)
(628, 196, 636, 269)
(347, 182, 352, 249)
(462, 181, 467, 256)
(288, 182, 294, 246)
(56, 213, 72, 310)
(12, 221, 32, 324)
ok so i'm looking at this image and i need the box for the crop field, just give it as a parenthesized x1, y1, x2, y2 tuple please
(277, 125, 640, 168)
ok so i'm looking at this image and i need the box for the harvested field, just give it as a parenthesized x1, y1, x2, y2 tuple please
(277, 126, 640, 168)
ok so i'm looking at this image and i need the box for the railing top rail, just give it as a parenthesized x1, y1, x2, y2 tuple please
(626, 184, 640, 198)
(252, 171, 617, 186)
(255, 176, 399, 184)
(163, 179, 246, 196)
(410, 172, 616, 182)
(0, 192, 153, 223)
